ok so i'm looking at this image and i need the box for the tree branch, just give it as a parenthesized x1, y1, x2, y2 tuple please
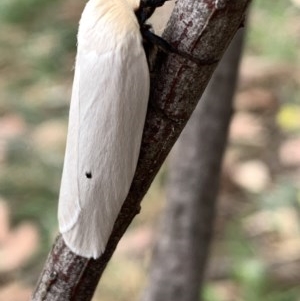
(142, 28, 247, 301)
(32, 0, 251, 300)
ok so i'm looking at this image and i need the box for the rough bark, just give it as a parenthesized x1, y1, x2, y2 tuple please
(141, 29, 246, 301)
(32, 1, 251, 300)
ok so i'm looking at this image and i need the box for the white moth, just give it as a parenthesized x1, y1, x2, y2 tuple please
(58, 0, 168, 259)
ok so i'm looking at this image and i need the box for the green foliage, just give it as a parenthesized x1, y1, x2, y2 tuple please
(247, 0, 299, 62)
(0, 0, 77, 271)
(0, 0, 59, 26)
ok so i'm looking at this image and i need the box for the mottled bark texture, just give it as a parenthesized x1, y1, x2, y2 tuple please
(32, 1, 251, 300)
(141, 29, 246, 301)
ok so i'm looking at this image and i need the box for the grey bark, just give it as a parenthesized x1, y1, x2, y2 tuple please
(32, 1, 251, 300)
(142, 29, 246, 301)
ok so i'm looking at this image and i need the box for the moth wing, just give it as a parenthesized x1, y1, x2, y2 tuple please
(58, 39, 149, 258)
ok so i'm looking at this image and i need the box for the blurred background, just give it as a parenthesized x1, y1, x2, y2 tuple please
(0, 0, 300, 300)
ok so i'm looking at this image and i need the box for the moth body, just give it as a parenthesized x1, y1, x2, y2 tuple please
(58, 0, 150, 259)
